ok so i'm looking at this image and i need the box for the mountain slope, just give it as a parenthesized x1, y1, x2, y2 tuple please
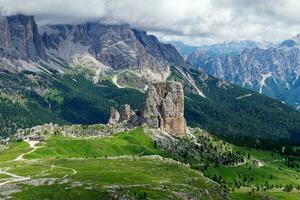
(183, 68, 300, 147)
(166, 67, 300, 147)
(0, 14, 300, 148)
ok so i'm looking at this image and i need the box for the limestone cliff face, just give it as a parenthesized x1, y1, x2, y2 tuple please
(142, 81, 186, 137)
(0, 15, 46, 60)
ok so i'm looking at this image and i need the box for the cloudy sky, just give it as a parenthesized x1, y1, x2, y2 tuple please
(0, 0, 300, 45)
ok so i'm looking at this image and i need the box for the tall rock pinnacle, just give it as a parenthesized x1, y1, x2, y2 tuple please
(142, 81, 186, 137)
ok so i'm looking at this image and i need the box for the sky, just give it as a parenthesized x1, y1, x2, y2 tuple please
(0, 0, 300, 45)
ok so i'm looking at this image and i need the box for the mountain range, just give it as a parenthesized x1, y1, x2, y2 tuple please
(1, 14, 300, 149)
(186, 36, 300, 109)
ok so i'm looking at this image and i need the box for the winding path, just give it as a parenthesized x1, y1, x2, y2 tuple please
(0, 138, 77, 187)
(14, 140, 41, 161)
(43, 164, 77, 179)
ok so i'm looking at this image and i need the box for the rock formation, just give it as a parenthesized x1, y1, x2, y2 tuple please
(108, 104, 138, 126)
(106, 82, 187, 137)
(142, 81, 186, 137)
(108, 107, 120, 125)
(119, 104, 135, 121)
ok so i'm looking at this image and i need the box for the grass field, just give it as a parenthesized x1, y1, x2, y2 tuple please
(8, 158, 224, 200)
(205, 160, 300, 186)
(0, 141, 31, 162)
(1, 127, 300, 199)
(231, 189, 300, 200)
(0, 127, 227, 199)
(230, 188, 300, 200)
(25, 127, 167, 159)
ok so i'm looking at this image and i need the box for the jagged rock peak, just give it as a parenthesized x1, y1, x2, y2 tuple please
(0, 14, 46, 60)
(142, 81, 186, 137)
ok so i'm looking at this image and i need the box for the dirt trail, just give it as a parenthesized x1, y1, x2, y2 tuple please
(0, 139, 78, 187)
(0, 170, 30, 186)
(14, 140, 41, 161)
(39, 163, 77, 179)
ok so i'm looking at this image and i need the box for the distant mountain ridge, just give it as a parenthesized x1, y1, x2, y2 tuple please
(187, 36, 300, 108)
(169, 41, 198, 59)
(171, 40, 261, 58)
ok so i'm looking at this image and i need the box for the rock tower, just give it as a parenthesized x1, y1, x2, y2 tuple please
(142, 81, 186, 136)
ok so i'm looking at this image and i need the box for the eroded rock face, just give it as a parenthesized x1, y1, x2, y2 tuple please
(142, 81, 186, 136)
(108, 107, 120, 125)
(0, 15, 46, 60)
(108, 104, 139, 127)
(119, 104, 135, 121)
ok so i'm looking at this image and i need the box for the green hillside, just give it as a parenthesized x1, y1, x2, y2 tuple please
(0, 72, 143, 137)
(24, 127, 166, 159)
(1, 126, 299, 199)
(1, 68, 300, 150)
(0, 128, 227, 200)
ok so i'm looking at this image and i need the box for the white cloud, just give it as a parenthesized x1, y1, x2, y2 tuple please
(0, 0, 299, 45)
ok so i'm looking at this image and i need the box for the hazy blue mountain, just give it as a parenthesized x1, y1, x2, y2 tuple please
(170, 41, 198, 58)
(197, 40, 260, 56)
(171, 40, 260, 59)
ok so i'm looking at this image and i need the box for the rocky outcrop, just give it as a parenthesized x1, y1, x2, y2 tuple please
(119, 104, 135, 121)
(133, 29, 187, 67)
(108, 107, 120, 125)
(0, 15, 46, 60)
(108, 104, 139, 127)
(40, 23, 171, 83)
(142, 81, 186, 137)
(106, 82, 187, 136)
(15, 123, 126, 138)
(41, 24, 188, 70)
